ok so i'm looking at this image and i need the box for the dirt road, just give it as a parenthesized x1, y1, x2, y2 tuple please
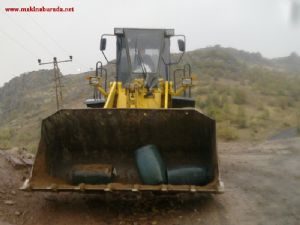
(0, 138, 299, 225)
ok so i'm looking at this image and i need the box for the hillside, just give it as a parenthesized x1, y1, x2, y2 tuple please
(0, 70, 91, 150)
(183, 46, 300, 140)
(272, 52, 300, 73)
(0, 46, 300, 151)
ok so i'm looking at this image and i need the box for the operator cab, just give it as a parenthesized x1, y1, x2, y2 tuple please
(100, 28, 184, 88)
(115, 28, 170, 88)
(86, 28, 193, 108)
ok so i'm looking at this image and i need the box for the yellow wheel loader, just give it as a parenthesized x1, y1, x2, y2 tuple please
(24, 28, 224, 193)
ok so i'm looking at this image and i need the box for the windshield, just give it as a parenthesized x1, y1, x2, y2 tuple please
(126, 29, 164, 74)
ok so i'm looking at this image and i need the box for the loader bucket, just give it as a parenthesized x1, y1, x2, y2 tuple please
(26, 108, 223, 193)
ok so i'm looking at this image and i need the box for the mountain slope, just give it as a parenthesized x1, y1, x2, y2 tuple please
(0, 70, 92, 150)
(0, 46, 299, 151)
(272, 52, 300, 73)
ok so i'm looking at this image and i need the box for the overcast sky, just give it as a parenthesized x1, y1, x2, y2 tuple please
(0, 0, 299, 87)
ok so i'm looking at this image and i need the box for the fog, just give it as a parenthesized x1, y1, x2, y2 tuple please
(0, 0, 299, 86)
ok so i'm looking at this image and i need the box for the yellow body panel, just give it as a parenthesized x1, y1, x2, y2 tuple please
(97, 86, 108, 97)
(104, 82, 117, 108)
(104, 81, 165, 109)
(164, 81, 169, 109)
(102, 78, 191, 109)
(117, 89, 162, 108)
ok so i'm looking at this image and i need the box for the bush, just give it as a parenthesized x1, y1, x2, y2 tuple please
(258, 108, 270, 120)
(233, 89, 247, 105)
(0, 127, 13, 141)
(222, 102, 233, 121)
(0, 127, 13, 149)
(217, 122, 238, 141)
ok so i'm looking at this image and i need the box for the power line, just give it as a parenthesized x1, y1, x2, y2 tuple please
(12, 0, 67, 54)
(28, 18, 91, 69)
(27, 14, 70, 55)
(12, 0, 91, 70)
(24, 14, 90, 70)
(4, 13, 55, 57)
(0, 28, 39, 58)
(38, 56, 73, 110)
(4, 0, 91, 73)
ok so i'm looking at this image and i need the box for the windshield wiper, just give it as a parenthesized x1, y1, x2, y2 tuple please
(133, 40, 153, 97)
(134, 39, 147, 77)
(137, 49, 147, 76)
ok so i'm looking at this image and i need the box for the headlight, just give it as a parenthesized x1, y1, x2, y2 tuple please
(114, 28, 124, 35)
(165, 29, 174, 36)
(182, 78, 192, 86)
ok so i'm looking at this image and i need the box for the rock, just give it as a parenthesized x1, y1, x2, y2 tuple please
(15, 211, 21, 216)
(4, 200, 15, 205)
(8, 147, 19, 155)
(21, 158, 34, 166)
(11, 190, 16, 195)
(3, 147, 34, 169)
(6, 155, 25, 169)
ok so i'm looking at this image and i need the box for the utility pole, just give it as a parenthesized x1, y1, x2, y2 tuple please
(38, 56, 72, 110)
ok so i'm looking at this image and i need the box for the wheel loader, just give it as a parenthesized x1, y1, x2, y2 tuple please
(23, 28, 224, 193)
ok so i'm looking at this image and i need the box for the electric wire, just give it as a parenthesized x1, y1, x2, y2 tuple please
(0, 28, 39, 58)
(12, 0, 90, 70)
(4, 13, 55, 57)
(24, 14, 90, 70)
(3, 0, 92, 73)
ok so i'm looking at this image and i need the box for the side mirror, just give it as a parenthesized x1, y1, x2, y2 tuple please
(100, 38, 107, 51)
(178, 39, 185, 52)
